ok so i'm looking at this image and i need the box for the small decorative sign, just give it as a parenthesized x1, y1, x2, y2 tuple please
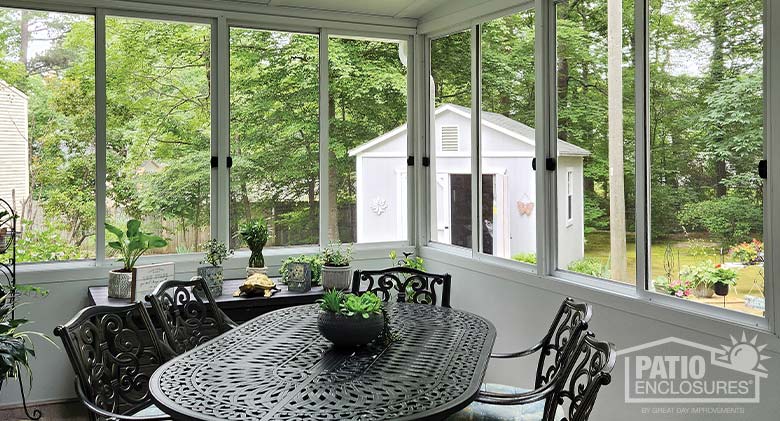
(286, 262, 312, 293)
(131, 262, 175, 301)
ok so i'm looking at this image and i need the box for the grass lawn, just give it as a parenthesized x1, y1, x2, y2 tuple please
(583, 231, 764, 316)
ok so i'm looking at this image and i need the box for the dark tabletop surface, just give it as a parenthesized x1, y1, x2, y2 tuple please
(149, 302, 496, 421)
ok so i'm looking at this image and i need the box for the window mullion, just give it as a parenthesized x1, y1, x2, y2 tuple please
(535, 0, 557, 276)
(635, 0, 651, 296)
(214, 16, 230, 245)
(95, 9, 107, 265)
(470, 25, 482, 255)
(765, 0, 780, 333)
(406, 34, 416, 246)
(319, 29, 329, 248)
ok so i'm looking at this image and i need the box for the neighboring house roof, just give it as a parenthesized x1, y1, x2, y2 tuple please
(349, 103, 590, 157)
(0, 79, 28, 100)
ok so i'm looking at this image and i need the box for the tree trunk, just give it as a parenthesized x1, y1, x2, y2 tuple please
(20, 11, 29, 67)
(328, 96, 339, 241)
(711, 10, 727, 197)
(607, 0, 628, 282)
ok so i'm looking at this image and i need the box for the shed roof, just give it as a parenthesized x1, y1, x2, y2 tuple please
(350, 104, 590, 157)
(0, 79, 28, 100)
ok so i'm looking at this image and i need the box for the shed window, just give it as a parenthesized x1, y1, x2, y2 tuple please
(441, 126, 459, 152)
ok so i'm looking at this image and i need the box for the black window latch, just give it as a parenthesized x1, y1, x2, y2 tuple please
(532, 157, 557, 171)
(759, 159, 767, 179)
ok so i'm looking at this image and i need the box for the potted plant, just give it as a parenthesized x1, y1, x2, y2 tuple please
(281, 254, 323, 286)
(653, 277, 694, 299)
(730, 239, 763, 265)
(105, 220, 168, 299)
(316, 290, 384, 348)
(239, 220, 269, 277)
(0, 292, 53, 392)
(711, 264, 738, 296)
(681, 262, 716, 298)
(320, 242, 353, 290)
(197, 239, 233, 297)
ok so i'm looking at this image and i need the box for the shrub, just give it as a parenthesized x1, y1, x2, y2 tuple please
(566, 257, 610, 278)
(677, 196, 762, 247)
(16, 220, 86, 263)
(654, 277, 694, 298)
(511, 253, 536, 265)
(730, 239, 763, 264)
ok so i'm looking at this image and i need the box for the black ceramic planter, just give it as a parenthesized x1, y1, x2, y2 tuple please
(713, 282, 730, 296)
(317, 311, 384, 348)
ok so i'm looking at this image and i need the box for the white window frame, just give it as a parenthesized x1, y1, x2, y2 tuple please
(8, 0, 417, 280)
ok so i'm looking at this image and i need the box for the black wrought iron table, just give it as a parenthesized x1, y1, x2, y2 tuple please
(149, 302, 496, 421)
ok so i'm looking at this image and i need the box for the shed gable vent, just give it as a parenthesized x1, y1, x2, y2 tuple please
(441, 126, 459, 152)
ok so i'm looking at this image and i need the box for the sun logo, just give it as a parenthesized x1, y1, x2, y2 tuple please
(716, 332, 771, 373)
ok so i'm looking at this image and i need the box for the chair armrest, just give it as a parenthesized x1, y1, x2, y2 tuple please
(74, 378, 171, 421)
(221, 311, 239, 329)
(475, 380, 557, 406)
(490, 341, 543, 359)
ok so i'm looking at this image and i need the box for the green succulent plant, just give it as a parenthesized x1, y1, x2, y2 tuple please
(239, 220, 269, 268)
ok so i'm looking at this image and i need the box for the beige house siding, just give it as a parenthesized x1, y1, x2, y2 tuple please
(0, 80, 29, 210)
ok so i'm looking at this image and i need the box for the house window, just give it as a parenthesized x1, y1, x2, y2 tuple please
(648, 0, 764, 316)
(555, 0, 634, 284)
(229, 28, 319, 248)
(0, 8, 95, 263)
(430, 29, 471, 249)
(566, 169, 573, 225)
(106, 16, 211, 256)
(329, 35, 408, 244)
(440, 126, 459, 152)
(479, 9, 535, 262)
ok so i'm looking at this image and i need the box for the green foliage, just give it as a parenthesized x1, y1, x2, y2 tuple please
(317, 289, 344, 313)
(511, 253, 536, 265)
(730, 239, 763, 264)
(321, 242, 352, 267)
(239, 220, 268, 268)
(280, 255, 323, 285)
(678, 196, 762, 247)
(389, 250, 425, 271)
(104, 220, 168, 271)
(341, 292, 382, 319)
(201, 239, 232, 267)
(567, 257, 610, 278)
(317, 290, 382, 319)
(680, 260, 739, 288)
(654, 277, 694, 298)
(15, 220, 86, 263)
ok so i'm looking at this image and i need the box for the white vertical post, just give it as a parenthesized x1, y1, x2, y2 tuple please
(319, 29, 329, 248)
(419, 35, 433, 248)
(635, 0, 650, 295)
(765, 0, 779, 332)
(95, 9, 106, 265)
(215, 16, 230, 245)
(535, 0, 558, 275)
(406, 34, 416, 245)
(471, 26, 482, 254)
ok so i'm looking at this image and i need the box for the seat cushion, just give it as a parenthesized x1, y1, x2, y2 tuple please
(447, 383, 545, 421)
(132, 404, 168, 417)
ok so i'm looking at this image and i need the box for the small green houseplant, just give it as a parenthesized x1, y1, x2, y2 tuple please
(320, 242, 353, 290)
(104, 220, 168, 298)
(0, 292, 54, 392)
(316, 290, 384, 348)
(281, 254, 323, 286)
(711, 264, 738, 296)
(681, 261, 718, 298)
(197, 239, 233, 297)
(239, 220, 269, 277)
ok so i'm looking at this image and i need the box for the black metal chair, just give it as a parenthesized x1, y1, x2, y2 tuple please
(447, 297, 592, 420)
(351, 267, 452, 307)
(145, 277, 237, 355)
(54, 303, 172, 420)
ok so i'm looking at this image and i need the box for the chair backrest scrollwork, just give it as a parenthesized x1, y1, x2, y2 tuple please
(54, 303, 165, 419)
(351, 267, 452, 308)
(535, 298, 592, 389)
(145, 277, 231, 355)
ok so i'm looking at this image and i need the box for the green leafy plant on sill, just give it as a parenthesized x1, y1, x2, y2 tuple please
(321, 242, 352, 267)
(389, 250, 425, 271)
(239, 220, 269, 268)
(281, 255, 323, 285)
(201, 239, 233, 267)
(104, 220, 168, 271)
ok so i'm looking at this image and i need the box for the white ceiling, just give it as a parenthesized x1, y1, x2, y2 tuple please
(226, 0, 472, 19)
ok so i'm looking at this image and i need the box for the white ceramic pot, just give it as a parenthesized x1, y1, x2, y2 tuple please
(246, 266, 268, 278)
(108, 269, 133, 299)
(197, 265, 224, 297)
(322, 265, 352, 291)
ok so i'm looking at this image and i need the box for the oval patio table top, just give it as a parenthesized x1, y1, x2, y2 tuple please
(150, 302, 496, 421)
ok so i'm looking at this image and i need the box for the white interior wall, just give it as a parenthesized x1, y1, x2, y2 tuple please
(421, 248, 780, 421)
